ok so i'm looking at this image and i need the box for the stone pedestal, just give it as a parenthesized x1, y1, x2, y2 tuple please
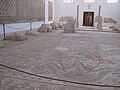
(95, 16, 103, 30)
(64, 19, 77, 33)
(97, 22, 102, 30)
(38, 24, 52, 32)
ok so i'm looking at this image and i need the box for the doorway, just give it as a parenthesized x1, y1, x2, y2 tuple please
(83, 12, 94, 26)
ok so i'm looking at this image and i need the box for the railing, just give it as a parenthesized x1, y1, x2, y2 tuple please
(1, 23, 31, 40)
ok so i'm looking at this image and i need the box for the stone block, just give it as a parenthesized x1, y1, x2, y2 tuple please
(11, 34, 27, 41)
(64, 19, 77, 33)
(50, 23, 58, 30)
(25, 31, 39, 36)
(38, 24, 52, 32)
(0, 41, 3, 48)
(5, 33, 28, 41)
(5, 35, 12, 40)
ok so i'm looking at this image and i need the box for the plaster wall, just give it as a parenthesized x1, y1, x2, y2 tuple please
(54, 0, 120, 27)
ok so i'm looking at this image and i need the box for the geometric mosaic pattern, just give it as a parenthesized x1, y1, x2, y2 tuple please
(0, 0, 45, 24)
(0, 31, 120, 90)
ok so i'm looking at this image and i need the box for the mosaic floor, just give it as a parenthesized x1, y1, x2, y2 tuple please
(0, 30, 120, 90)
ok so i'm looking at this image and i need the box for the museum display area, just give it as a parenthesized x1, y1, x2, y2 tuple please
(0, 0, 120, 90)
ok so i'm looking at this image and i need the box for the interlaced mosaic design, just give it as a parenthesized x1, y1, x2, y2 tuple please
(0, 0, 45, 24)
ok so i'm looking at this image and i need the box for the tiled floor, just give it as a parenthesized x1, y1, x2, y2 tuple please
(0, 30, 120, 90)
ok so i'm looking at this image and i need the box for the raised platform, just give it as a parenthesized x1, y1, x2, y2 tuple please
(77, 26, 120, 33)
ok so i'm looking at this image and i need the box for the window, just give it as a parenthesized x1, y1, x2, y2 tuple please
(63, 0, 74, 3)
(107, 0, 118, 3)
(84, 0, 95, 3)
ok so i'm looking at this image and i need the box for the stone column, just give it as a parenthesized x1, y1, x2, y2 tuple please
(76, 5, 79, 28)
(97, 6, 102, 30)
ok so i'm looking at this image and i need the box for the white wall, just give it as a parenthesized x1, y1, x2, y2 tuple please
(54, 0, 120, 27)
(0, 0, 54, 34)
